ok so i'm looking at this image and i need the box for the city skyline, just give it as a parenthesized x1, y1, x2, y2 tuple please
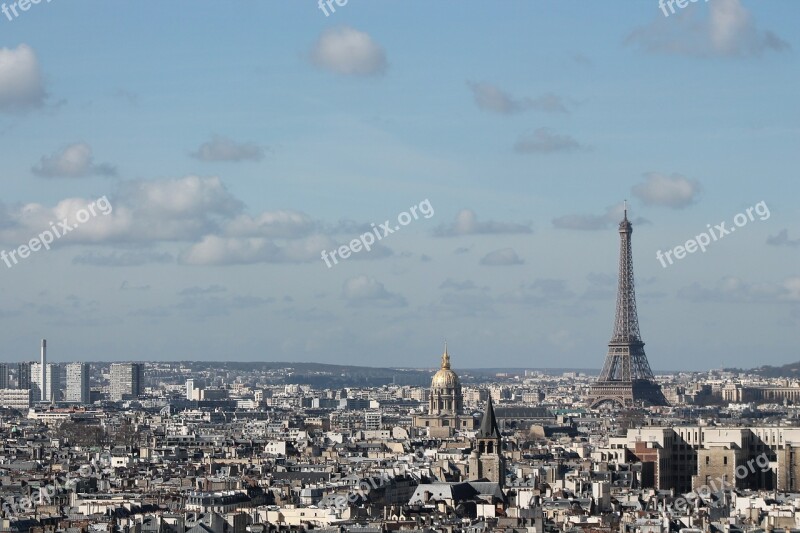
(0, 1, 797, 369)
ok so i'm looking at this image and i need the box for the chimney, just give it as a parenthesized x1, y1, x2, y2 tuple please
(40, 339, 46, 402)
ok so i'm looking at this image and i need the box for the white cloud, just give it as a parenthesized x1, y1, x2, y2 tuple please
(0, 44, 45, 112)
(514, 128, 585, 154)
(190, 135, 265, 162)
(225, 211, 315, 239)
(311, 27, 387, 76)
(179, 236, 279, 266)
(126, 175, 243, 219)
(480, 248, 524, 266)
(631, 173, 701, 209)
(627, 0, 789, 58)
(32, 142, 116, 178)
(342, 275, 406, 307)
(179, 234, 335, 266)
(0, 175, 244, 247)
(434, 209, 532, 237)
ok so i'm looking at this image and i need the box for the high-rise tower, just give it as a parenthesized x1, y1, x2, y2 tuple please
(587, 207, 668, 408)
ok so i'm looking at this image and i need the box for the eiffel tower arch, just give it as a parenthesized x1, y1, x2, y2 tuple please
(587, 206, 668, 409)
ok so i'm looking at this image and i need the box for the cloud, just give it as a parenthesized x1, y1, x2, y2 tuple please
(174, 292, 275, 319)
(224, 211, 315, 239)
(553, 203, 648, 231)
(119, 281, 151, 291)
(190, 135, 265, 162)
(0, 44, 46, 112)
(72, 250, 174, 267)
(434, 209, 532, 237)
(342, 275, 407, 307)
(627, 0, 789, 58)
(767, 229, 800, 248)
(32, 142, 117, 178)
(179, 234, 334, 266)
(480, 248, 524, 266)
(110, 89, 139, 106)
(467, 82, 567, 114)
(0, 175, 244, 246)
(631, 173, 701, 208)
(179, 236, 278, 265)
(677, 276, 800, 303)
(311, 27, 387, 76)
(178, 285, 227, 296)
(439, 278, 478, 291)
(499, 279, 575, 305)
(514, 128, 585, 154)
(126, 175, 243, 219)
(0, 173, 397, 267)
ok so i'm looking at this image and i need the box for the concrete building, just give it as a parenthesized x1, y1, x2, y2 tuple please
(0, 363, 7, 389)
(16, 362, 30, 390)
(109, 363, 144, 401)
(65, 363, 90, 403)
(365, 411, 382, 431)
(0, 388, 31, 410)
(31, 362, 65, 403)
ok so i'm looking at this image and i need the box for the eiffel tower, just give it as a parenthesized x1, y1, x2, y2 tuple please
(587, 205, 668, 408)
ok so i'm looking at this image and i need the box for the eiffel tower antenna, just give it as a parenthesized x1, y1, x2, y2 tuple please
(587, 206, 668, 408)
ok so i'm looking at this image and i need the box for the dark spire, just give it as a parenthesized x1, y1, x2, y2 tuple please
(478, 396, 500, 439)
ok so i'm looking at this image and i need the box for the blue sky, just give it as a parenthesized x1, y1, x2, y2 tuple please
(0, 0, 797, 370)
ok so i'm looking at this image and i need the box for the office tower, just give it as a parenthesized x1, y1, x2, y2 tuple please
(587, 207, 668, 408)
(0, 364, 7, 389)
(65, 363, 90, 403)
(31, 362, 44, 402)
(17, 362, 31, 390)
(109, 363, 144, 401)
(32, 363, 65, 403)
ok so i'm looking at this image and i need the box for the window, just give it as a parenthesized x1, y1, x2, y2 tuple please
(706, 456, 710, 465)
(724, 457, 728, 465)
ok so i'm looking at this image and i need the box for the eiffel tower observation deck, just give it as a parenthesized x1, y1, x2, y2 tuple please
(587, 206, 668, 409)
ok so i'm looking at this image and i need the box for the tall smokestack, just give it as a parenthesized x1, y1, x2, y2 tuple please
(40, 339, 46, 402)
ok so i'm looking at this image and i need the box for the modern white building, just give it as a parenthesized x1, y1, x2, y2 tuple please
(65, 363, 90, 403)
(31, 363, 65, 403)
(0, 388, 30, 410)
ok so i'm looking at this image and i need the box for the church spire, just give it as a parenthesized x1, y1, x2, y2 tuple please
(441, 340, 450, 370)
(478, 395, 500, 439)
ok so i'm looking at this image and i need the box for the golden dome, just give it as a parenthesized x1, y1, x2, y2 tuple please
(431, 342, 460, 389)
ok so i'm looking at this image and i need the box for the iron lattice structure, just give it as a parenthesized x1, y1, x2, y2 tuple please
(588, 209, 668, 408)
